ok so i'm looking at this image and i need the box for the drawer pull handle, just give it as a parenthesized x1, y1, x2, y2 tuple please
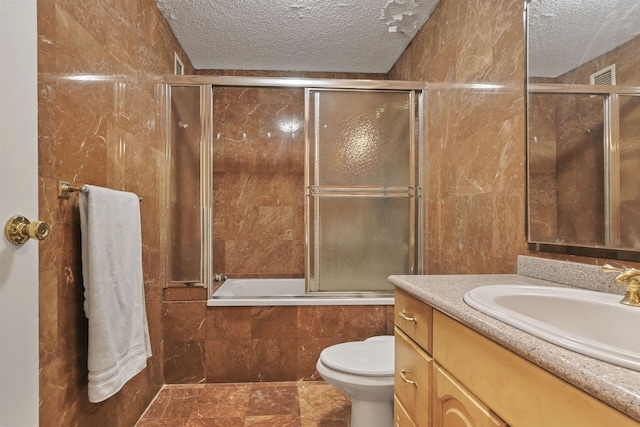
(400, 369, 417, 387)
(399, 309, 418, 324)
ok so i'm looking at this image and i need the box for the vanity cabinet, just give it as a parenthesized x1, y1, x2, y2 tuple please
(394, 288, 640, 427)
(395, 289, 506, 427)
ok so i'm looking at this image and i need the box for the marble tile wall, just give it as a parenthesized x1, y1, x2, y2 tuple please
(388, 0, 528, 274)
(527, 90, 606, 246)
(527, 89, 559, 242)
(163, 298, 394, 384)
(555, 94, 605, 246)
(37, 0, 192, 425)
(211, 86, 306, 278)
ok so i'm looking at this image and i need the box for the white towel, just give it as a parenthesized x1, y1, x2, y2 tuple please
(79, 185, 152, 403)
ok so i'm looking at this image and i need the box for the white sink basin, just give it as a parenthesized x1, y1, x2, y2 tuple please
(464, 285, 640, 372)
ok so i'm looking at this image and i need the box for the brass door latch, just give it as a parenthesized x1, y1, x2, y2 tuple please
(4, 215, 51, 245)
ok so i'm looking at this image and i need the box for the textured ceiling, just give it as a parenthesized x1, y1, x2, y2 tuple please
(154, 0, 439, 73)
(528, 0, 640, 78)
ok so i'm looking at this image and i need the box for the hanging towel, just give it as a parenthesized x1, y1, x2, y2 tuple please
(79, 185, 151, 403)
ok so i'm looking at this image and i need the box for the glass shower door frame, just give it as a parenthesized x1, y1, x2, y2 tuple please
(304, 88, 423, 295)
(164, 83, 214, 292)
(606, 92, 640, 247)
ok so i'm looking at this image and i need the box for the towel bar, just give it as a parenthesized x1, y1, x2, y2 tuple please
(58, 180, 142, 201)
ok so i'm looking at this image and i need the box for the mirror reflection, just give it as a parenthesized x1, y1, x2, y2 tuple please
(528, 0, 640, 84)
(527, 0, 640, 254)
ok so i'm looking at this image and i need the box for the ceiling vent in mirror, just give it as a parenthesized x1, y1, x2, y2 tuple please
(590, 64, 616, 86)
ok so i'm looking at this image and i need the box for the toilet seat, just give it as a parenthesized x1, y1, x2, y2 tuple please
(319, 339, 394, 377)
(365, 335, 394, 343)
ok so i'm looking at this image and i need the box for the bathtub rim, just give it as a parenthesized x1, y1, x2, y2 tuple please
(207, 278, 394, 307)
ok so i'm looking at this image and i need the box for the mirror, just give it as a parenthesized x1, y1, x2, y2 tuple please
(526, 0, 640, 259)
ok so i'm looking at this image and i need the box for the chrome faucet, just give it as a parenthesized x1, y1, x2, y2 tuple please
(603, 264, 640, 307)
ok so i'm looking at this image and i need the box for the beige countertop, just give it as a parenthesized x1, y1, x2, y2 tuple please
(388, 273, 640, 422)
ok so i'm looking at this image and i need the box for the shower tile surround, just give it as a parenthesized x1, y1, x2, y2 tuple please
(35, 0, 640, 426)
(211, 86, 306, 277)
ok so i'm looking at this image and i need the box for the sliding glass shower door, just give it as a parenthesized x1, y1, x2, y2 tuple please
(306, 89, 420, 293)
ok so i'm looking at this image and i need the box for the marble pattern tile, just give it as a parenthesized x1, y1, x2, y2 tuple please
(389, 0, 528, 274)
(163, 299, 393, 384)
(38, 0, 193, 425)
(204, 339, 254, 383)
(246, 383, 300, 416)
(192, 384, 252, 418)
(136, 382, 350, 426)
(249, 338, 299, 381)
(212, 85, 306, 279)
(298, 382, 352, 426)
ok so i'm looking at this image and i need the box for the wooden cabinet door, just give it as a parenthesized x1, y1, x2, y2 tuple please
(433, 364, 507, 427)
(395, 395, 418, 427)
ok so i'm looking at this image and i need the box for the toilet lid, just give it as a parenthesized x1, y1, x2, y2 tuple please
(320, 340, 394, 376)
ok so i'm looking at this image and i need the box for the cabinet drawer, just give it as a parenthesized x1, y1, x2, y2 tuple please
(394, 395, 417, 427)
(395, 327, 431, 427)
(433, 363, 506, 427)
(395, 289, 433, 353)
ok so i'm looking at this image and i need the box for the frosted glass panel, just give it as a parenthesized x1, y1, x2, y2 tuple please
(307, 89, 417, 293)
(169, 86, 202, 283)
(619, 95, 640, 248)
(312, 90, 411, 187)
(316, 198, 409, 292)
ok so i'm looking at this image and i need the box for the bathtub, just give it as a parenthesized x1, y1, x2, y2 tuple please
(207, 278, 394, 306)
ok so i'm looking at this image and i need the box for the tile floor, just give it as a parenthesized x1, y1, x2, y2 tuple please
(136, 381, 351, 426)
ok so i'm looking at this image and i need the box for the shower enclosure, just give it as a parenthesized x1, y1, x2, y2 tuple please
(165, 77, 423, 296)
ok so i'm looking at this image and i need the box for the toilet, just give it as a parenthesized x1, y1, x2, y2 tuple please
(316, 335, 394, 427)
